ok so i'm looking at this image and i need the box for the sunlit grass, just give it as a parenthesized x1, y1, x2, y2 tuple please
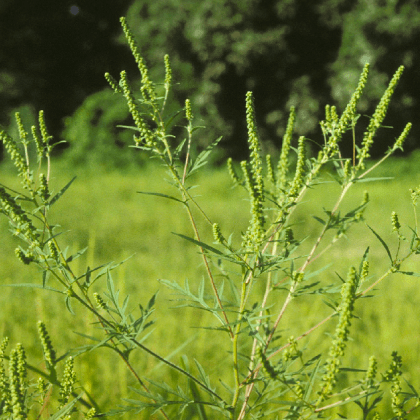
(1, 152, 420, 415)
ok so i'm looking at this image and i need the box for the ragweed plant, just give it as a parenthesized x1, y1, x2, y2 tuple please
(0, 322, 93, 419)
(1, 16, 420, 419)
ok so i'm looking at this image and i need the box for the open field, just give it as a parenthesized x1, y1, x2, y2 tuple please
(1, 152, 420, 418)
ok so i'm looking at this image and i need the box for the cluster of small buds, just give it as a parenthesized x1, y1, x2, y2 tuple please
(258, 347, 277, 380)
(392, 122, 412, 152)
(9, 343, 27, 420)
(365, 355, 377, 386)
(294, 380, 304, 400)
(391, 211, 401, 233)
(119, 71, 154, 147)
(359, 260, 369, 289)
(15, 112, 29, 146)
(212, 223, 224, 244)
(0, 187, 40, 249)
(38, 173, 50, 202)
(357, 66, 404, 169)
(164, 54, 172, 93)
(104, 72, 122, 94)
(48, 241, 60, 262)
(37, 377, 48, 401)
(59, 357, 76, 408)
(383, 351, 402, 382)
(15, 247, 35, 265)
(320, 104, 339, 138)
(383, 352, 404, 417)
(319, 266, 358, 402)
(355, 191, 369, 221)
(288, 136, 306, 199)
(246, 92, 265, 209)
(119, 17, 156, 102)
(241, 160, 264, 250)
(283, 336, 301, 362)
(343, 159, 351, 179)
(85, 408, 96, 419)
(37, 321, 56, 367)
(338, 64, 369, 133)
(0, 337, 10, 411)
(292, 271, 304, 284)
(38, 111, 53, 149)
(185, 99, 193, 124)
(31, 125, 44, 161)
(0, 130, 28, 177)
(284, 227, 294, 247)
(94, 292, 107, 310)
(266, 154, 276, 185)
(323, 64, 369, 158)
(227, 157, 240, 185)
(276, 106, 295, 194)
(410, 186, 420, 206)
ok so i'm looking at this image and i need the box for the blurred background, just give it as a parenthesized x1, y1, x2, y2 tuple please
(0, 0, 419, 166)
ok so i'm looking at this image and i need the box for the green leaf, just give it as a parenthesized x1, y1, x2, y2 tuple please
(187, 136, 223, 177)
(396, 270, 420, 277)
(49, 176, 76, 207)
(66, 246, 88, 263)
(0, 283, 64, 294)
(172, 232, 224, 256)
(137, 191, 185, 203)
(366, 224, 393, 263)
(49, 394, 83, 420)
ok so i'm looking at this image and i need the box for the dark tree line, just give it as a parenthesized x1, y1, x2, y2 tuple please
(1, 0, 419, 164)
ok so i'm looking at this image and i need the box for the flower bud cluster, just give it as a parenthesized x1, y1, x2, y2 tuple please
(227, 157, 240, 185)
(120, 71, 154, 146)
(37, 321, 56, 367)
(38, 173, 50, 202)
(0, 187, 39, 251)
(383, 351, 404, 417)
(319, 266, 358, 402)
(266, 154, 275, 185)
(59, 357, 76, 409)
(94, 292, 107, 310)
(357, 66, 404, 168)
(119, 17, 156, 103)
(212, 223, 224, 244)
(288, 136, 306, 199)
(164, 54, 172, 93)
(276, 106, 295, 194)
(0, 130, 28, 177)
(104, 72, 122, 94)
(0, 338, 10, 411)
(391, 211, 401, 233)
(9, 343, 27, 419)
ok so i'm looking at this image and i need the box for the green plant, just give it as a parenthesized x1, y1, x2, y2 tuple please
(0, 16, 419, 419)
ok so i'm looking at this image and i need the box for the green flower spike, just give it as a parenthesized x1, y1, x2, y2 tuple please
(59, 356, 76, 409)
(120, 17, 156, 102)
(288, 136, 306, 199)
(120, 70, 154, 146)
(9, 343, 27, 420)
(38, 321, 56, 368)
(227, 157, 240, 185)
(357, 66, 404, 169)
(276, 106, 295, 194)
(318, 266, 358, 403)
(104, 72, 122, 94)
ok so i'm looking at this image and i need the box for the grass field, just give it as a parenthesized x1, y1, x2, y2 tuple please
(1, 151, 420, 418)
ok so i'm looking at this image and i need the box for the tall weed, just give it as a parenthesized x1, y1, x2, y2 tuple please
(0, 16, 419, 420)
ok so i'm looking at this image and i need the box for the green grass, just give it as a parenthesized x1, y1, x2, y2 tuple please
(1, 153, 420, 416)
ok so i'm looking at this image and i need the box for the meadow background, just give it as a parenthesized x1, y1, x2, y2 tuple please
(1, 149, 420, 417)
(1, 0, 420, 417)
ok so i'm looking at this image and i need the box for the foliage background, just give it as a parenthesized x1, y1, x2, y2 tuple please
(0, 0, 419, 164)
